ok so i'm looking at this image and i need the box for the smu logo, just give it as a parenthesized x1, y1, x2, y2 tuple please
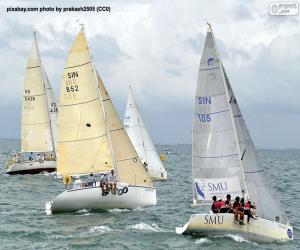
(207, 57, 214, 66)
(195, 182, 205, 199)
(207, 181, 228, 192)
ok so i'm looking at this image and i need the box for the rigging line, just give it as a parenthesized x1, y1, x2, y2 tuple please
(244, 169, 265, 174)
(199, 66, 220, 71)
(241, 149, 246, 160)
(59, 97, 99, 107)
(64, 61, 91, 69)
(57, 133, 107, 143)
(195, 109, 229, 116)
(26, 65, 40, 69)
(23, 92, 45, 97)
(193, 153, 238, 159)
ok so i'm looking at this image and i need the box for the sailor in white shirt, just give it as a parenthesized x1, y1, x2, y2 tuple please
(107, 169, 117, 194)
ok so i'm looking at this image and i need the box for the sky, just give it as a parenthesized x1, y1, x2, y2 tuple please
(0, 0, 299, 149)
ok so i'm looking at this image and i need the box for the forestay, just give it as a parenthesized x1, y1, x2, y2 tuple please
(57, 27, 112, 176)
(192, 26, 248, 204)
(97, 75, 152, 187)
(224, 69, 288, 223)
(21, 34, 53, 153)
(124, 87, 166, 177)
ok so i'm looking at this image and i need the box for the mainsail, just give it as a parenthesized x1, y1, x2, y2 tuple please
(193, 25, 287, 223)
(21, 33, 53, 153)
(124, 86, 166, 177)
(97, 75, 152, 187)
(192, 25, 248, 204)
(57, 27, 113, 176)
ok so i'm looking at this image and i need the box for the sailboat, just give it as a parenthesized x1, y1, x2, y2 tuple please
(124, 86, 167, 180)
(6, 32, 57, 175)
(175, 24, 293, 243)
(45, 26, 156, 214)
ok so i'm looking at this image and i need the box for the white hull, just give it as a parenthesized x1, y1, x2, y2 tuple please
(6, 160, 56, 175)
(46, 184, 156, 214)
(176, 213, 293, 243)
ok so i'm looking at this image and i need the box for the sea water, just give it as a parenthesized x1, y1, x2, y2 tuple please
(0, 139, 299, 249)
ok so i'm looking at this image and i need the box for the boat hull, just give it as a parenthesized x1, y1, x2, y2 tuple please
(176, 213, 293, 243)
(6, 160, 56, 175)
(46, 184, 157, 214)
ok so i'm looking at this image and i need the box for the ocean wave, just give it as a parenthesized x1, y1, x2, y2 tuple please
(127, 223, 160, 231)
(195, 238, 211, 245)
(108, 208, 130, 213)
(225, 234, 255, 244)
(90, 225, 112, 233)
(74, 209, 90, 215)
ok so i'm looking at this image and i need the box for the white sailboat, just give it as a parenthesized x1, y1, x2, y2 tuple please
(46, 26, 156, 214)
(6, 32, 57, 175)
(175, 24, 293, 243)
(124, 86, 167, 180)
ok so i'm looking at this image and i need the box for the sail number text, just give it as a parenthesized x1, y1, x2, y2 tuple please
(197, 114, 211, 123)
(198, 96, 211, 105)
(65, 71, 79, 93)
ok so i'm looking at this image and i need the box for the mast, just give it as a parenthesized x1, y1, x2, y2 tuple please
(81, 24, 117, 174)
(208, 24, 249, 198)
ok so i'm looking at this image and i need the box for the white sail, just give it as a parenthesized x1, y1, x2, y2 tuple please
(21, 33, 53, 153)
(124, 86, 167, 179)
(192, 25, 248, 204)
(42, 66, 58, 150)
(223, 69, 288, 223)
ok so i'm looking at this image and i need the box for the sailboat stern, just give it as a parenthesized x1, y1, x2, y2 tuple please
(176, 213, 293, 243)
(47, 184, 156, 214)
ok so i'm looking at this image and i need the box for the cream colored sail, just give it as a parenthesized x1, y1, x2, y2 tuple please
(57, 27, 112, 176)
(21, 34, 53, 152)
(97, 73, 152, 187)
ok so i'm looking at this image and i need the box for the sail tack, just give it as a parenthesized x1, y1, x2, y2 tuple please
(97, 75, 152, 187)
(57, 28, 112, 176)
(124, 86, 167, 178)
(21, 35, 53, 153)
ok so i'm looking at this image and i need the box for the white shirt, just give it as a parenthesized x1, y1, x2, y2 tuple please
(107, 173, 117, 182)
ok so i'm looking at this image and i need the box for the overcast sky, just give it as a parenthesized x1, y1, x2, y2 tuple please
(0, 0, 299, 149)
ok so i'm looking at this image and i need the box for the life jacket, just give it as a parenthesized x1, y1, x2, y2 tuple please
(212, 201, 220, 210)
(219, 200, 225, 208)
(245, 203, 251, 209)
(233, 201, 241, 209)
